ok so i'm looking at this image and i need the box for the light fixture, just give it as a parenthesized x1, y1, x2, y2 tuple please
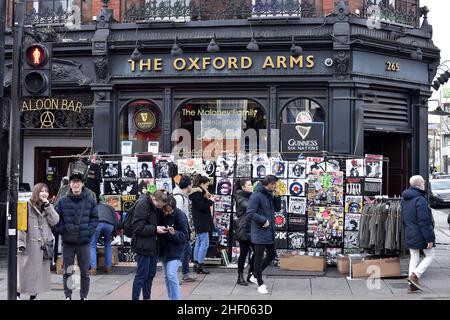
(130, 26, 142, 62)
(409, 40, 422, 61)
(171, 36, 183, 56)
(290, 36, 302, 58)
(437, 71, 450, 85)
(247, 33, 259, 51)
(207, 34, 220, 53)
(428, 106, 450, 116)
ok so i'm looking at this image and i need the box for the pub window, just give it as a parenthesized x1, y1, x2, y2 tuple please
(280, 98, 324, 124)
(174, 99, 267, 155)
(120, 99, 162, 154)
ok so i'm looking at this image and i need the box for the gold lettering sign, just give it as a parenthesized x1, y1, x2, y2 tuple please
(21, 98, 84, 113)
(134, 110, 156, 132)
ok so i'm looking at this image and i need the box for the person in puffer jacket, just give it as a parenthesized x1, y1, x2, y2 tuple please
(234, 178, 255, 286)
(401, 175, 436, 294)
(55, 173, 98, 300)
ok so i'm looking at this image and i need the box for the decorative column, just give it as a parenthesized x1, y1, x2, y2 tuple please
(163, 87, 173, 153)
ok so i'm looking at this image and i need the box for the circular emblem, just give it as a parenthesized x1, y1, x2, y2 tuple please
(276, 180, 287, 196)
(123, 201, 135, 212)
(134, 110, 156, 132)
(217, 179, 232, 196)
(204, 161, 216, 176)
(272, 162, 286, 176)
(295, 111, 312, 124)
(274, 212, 286, 228)
(40, 111, 55, 128)
(46, 175, 53, 181)
(289, 182, 304, 196)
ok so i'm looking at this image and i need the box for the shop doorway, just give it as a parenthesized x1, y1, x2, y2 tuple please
(364, 132, 410, 197)
(35, 147, 86, 198)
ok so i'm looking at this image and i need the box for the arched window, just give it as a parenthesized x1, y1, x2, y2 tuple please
(173, 99, 267, 155)
(280, 98, 324, 124)
(120, 99, 162, 154)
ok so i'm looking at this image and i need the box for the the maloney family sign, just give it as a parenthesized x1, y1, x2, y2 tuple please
(281, 123, 324, 160)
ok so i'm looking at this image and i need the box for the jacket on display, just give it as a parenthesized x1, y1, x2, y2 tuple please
(246, 183, 281, 245)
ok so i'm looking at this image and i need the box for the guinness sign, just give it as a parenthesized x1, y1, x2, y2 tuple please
(281, 123, 324, 161)
(134, 110, 156, 132)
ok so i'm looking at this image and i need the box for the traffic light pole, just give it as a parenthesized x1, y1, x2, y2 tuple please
(7, 0, 25, 300)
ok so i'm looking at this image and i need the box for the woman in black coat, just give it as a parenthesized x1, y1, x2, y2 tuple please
(234, 179, 255, 286)
(189, 175, 214, 274)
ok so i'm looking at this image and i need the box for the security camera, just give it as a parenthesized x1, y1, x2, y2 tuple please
(325, 58, 334, 67)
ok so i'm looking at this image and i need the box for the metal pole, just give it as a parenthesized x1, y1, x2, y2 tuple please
(0, 0, 7, 246)
(7, 0, 24, 301)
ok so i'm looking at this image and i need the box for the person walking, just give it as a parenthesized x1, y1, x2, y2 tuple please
(17, 183, 60, 300)
(189, 175, 215, 275)
(131, 190, 169, 300)
(158, 197, 189, 300)
(401, 175, 436, 294)
(55, 173, 99, 300)
(173, 175, 197, 282)
(234, 179, 255, 286)
(89, 200, 119, 275)
(247, 175, 281, 295)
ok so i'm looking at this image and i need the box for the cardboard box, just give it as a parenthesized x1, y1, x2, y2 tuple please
(55, 256, 78, 275)
(337, 254, 350, 275)
(280, 255, 326, 272)
(350, 256, 401, 279)
(97, 246, 119, 268)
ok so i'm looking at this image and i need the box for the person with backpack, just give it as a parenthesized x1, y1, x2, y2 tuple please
(130, 189, 169, 300)
(189, 175, 215, 275)
(401, 175, 436, 294)
(89, 200, 119, 275)
(234, 179, 255, 286)
(173, 175, 197, 283)
(17, 183, 60, 300)
(54, 172, 98, 300)
(158, 196, 189, 300)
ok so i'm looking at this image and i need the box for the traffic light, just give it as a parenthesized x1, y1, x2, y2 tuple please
(22, 43, 52, 97)
(432, 70, 450, 91)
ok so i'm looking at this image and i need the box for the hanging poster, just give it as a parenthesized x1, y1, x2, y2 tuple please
(345, 196, 363, 213)
(306, 157, 326, 175)
(288, 197, 307, 214)
(137, 178, 155, 195)
(325, 159, 341, 173)
(346, 159, 365, 178)
(344, 213, 361, 231)
(155, 178, 173, 193)
(235, 154, 252, 177)
(214, 212, 231, 247)
(344, 231, 359, 250)
(155, 155, 174, 178)
(104, 195, 121, 211)
(103, 179, 121, 195)
(279, 196, 288, 213)
(276, 180, 288, 196)
(216, 178, 233, 196)
(213, 195, 232, 213)
(177, 158, 203, 175)
(122, 195, 137, 212)
(216, 156, 235, 178)
(271, 159, 288, 178)
(252, 154, 270, 179)
(275, 231, 288, 249)
(288, 214, 307, 232)
(288, 161, 307, 179)
(365, 154, 383, 178)
(364, 178, 383, 197)
(280, 123, 324, 161)
(137, 162, 154, 178)
(346, 177, 363, 196)
(122, 158, 138, 179)
(148, 141, 159, 154)
(121, 181, 138, 195)
(288, 232, 306, 250)
(231, 247, 240, 265)
(326, 248, 342, 266)
(274, 211, 288, 231)
(288, 179, 307, 197)
(203, 160, 217, 177)
(102, 161, 121, 178)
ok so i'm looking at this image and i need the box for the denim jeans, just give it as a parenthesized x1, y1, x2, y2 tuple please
(194, 232, 209, 264)
(182, 241, 192, 276)
(132, 255, 157, 300)
(162, 259, 181, 300)
(90, 222, 114, 269)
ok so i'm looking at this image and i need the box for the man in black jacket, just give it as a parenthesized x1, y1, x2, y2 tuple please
(55, 173, 98, 300)
(131, 190, 169, 300)
(247, 175, 281, 295)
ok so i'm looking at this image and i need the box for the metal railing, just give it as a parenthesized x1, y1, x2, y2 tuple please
(24, 0, 83, 26)
(123, 0, 316, 23)
(361, 0, 418, 28)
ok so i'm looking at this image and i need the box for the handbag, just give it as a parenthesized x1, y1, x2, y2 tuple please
(63, 199, 86, 244)
(42, 239, 54, 260)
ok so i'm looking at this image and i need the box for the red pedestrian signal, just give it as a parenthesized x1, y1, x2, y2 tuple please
(25, 44, 48, 67)
(22, 43, 52, 97)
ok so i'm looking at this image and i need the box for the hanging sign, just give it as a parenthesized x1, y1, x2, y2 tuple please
(281, 123, 324, 161)
(134, 110, 156, 132)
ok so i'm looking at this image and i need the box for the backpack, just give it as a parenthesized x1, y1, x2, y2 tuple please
(122, 200, 139, 238)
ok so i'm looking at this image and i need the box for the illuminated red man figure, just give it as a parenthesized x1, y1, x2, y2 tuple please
(33, 47, 41, 65)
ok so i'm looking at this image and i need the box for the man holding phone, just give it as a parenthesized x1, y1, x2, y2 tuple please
(246, 175, 281, 295)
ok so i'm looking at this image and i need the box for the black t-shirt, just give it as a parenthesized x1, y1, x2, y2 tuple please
(85, 163, 102, 202)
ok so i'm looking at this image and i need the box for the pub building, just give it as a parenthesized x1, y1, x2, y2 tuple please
(0, 0, 441, 243)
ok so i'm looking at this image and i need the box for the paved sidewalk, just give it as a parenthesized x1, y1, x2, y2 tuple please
(1, 209, 449, 300)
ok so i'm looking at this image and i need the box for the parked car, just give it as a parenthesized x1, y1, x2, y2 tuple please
(429, 179, 450, 208)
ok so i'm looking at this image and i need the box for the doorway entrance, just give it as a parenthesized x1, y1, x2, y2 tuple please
(35, 147, 86, 198)
(364, 131, 411, 197)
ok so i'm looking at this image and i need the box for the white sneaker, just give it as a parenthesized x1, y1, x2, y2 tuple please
(249, 275, 258, 285)
(257, 284, 268, 295)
